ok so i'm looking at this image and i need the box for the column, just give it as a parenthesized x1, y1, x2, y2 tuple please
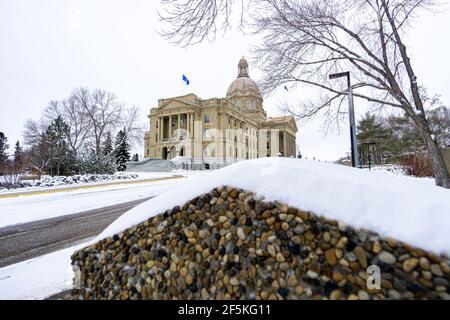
(192, 113, 195, 140)
(158, 117, 162, 141)
(169, 116, 172, 141)
(292, 134, 295, 156)
(293, 134, 296, 156)
(288, 134, 291, 156)
(283, 131, 287, 156)
(290, 135, 295, 157)
(178, 114, 181, 140)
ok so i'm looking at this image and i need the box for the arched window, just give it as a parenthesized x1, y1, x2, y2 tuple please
(247, 99, 254, 110)
(204, 114, 210, 123)
(162, 147, 168, 160)
(170, 146, 176, 159)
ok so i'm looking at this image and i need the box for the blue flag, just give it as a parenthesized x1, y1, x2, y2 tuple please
(284, 85, 289, 91)
(182, 74, 190, 85)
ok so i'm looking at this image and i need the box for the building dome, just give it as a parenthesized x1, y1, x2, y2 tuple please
(226, 57, 262, 99)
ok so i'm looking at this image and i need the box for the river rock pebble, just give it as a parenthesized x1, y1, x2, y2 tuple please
(71, 186, 450, 300)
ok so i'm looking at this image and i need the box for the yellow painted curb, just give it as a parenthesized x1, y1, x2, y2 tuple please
(0, 175, 184, 199)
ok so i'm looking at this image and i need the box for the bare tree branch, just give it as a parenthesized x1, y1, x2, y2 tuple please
(159, 0, 450, 187)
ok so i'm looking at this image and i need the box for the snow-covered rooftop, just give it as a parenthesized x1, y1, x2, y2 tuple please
(97, 158, 450, 256)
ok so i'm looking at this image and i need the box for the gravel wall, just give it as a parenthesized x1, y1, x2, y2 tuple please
(71, 186, 450, 300)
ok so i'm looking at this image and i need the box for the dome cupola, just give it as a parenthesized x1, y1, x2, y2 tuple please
(226, 57, 262, 99)
(238, 56, 249, 77)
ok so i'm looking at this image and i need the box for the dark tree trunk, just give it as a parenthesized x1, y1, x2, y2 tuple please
(413, 115, 450, 188)
(425, 135, 450, 188)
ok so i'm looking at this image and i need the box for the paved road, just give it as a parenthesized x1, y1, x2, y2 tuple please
(0, 197, 152, 268)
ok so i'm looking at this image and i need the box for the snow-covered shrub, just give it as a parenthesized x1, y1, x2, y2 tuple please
(0, 174, 24, 189)
(77, 153, 116, 175)
(32, 172, 139, 187)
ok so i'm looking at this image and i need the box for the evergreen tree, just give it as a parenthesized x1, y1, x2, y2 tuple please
(428, 107, 450, 147)
(384, 114, 425, 156)
(102, 131, 113, 156)
(114, 129, 130, 171)
(356, 110, 450, 164)
(0, 132, 9, 174)
(13, 141, 23, 173)
(357, 113, 392, 165)
(78, 151, 116, 175)
(26, 132, 53, 178)
(45, 116, 76, 176)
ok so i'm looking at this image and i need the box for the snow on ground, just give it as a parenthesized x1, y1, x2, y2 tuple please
(362, 164, 435, 185)
(98, 158, 450, 256)
(0, 241, 87, 300)
(0, 171, 210, 228)
(0, 172, 179, 195)
(362, 164, 406, 176)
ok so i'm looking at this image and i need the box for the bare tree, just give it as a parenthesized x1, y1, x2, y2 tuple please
(24, 87, 145, 169)
(23, 139, 52, 179)
(23, 118, 48, 147)
(102, 106, 145, 158)
(160, 0, 450, 188)
(44, 97, 90, 158)
(158, 0, 249, 47)
(70, 88, 122, 156)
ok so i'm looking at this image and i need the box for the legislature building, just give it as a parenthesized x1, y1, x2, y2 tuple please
(144, 57, 298, 168)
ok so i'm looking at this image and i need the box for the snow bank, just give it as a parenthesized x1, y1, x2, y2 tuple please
(170, 156, 192, 164)
(97, 158, 450, 256)
(0, 242, 87, 300)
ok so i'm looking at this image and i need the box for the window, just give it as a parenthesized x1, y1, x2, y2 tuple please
(204, 129, 211, 139)
(204, 114, 210, 123)
(207, 147, 215, 157)
(235, 100, 241, 109)
(247, 99, 254, 110)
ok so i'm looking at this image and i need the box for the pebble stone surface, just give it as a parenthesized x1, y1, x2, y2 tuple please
(71, 186, 450, 300)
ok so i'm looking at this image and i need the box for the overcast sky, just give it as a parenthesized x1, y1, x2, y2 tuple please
(1, 0, 450, 161)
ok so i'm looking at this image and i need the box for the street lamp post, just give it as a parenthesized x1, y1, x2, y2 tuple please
(361, 141, 376, 171)
(329, 71, 360, 168)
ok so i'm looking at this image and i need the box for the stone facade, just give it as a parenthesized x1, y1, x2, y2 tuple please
(144, 57, 298, 166)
